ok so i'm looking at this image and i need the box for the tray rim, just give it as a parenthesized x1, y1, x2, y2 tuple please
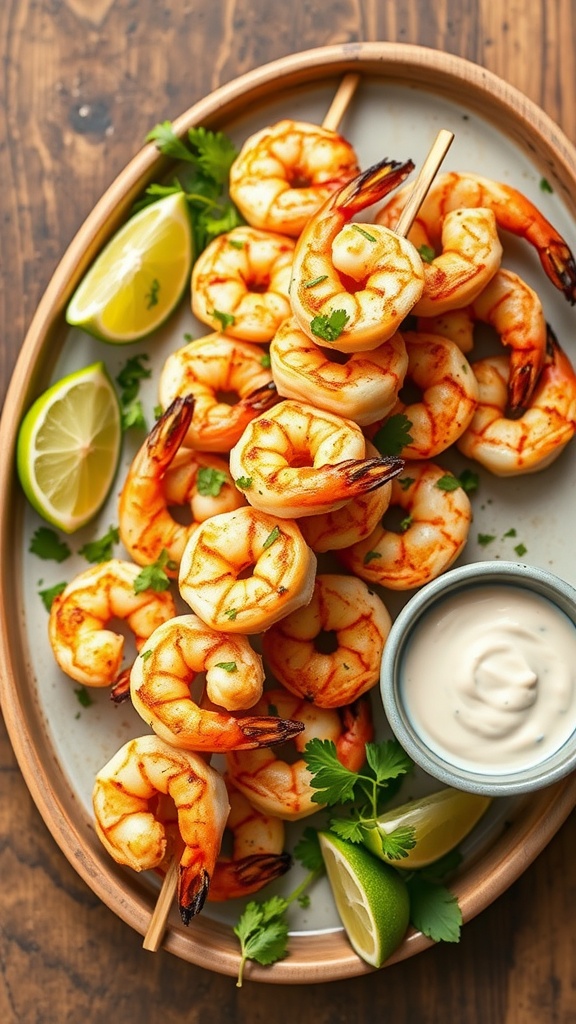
(1, 40, 576, 984)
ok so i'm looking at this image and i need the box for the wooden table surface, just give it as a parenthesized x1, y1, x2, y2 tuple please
(1, 1, 575, 1021)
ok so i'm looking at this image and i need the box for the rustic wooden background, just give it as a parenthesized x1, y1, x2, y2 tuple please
(1, 1, 575, 1021)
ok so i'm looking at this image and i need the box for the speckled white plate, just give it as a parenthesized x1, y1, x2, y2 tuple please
(1, 42, 576, 983)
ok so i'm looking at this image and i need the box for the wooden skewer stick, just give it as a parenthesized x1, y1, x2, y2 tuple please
(393, 128, 455, 238)
(322, 72, 361, 132)
(143, 849, 182, 952)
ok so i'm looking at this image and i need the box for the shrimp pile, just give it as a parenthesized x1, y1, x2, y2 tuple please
(44, 112, 576, 931)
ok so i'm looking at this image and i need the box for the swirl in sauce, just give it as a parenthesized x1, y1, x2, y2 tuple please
(401, 585, 576, 774)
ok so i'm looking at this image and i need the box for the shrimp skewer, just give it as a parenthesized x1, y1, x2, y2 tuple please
(92, 735, 230, 924)
(228, 399, 404, 519)
(379, 170, 576, 303)
(290, 156, 424, 353)
(130, 613, 305, 750)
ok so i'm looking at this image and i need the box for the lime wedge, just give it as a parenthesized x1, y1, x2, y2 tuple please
(16, 361, 122, 533)
(318, 831, 410, 968)
(66, 191, 193, 343)
(361, 788, 492, 869)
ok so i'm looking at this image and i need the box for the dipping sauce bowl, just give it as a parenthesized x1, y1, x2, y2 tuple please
(380, 561, 576, 796)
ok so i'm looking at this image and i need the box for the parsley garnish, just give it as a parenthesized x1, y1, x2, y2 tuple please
(213, 309, 236, 331)
(515, 542, 528, 557)
(262, 525, 280, 549)
(417, 244, 436, 263)
(38, 581, 67, 611)
(477, 533, 496, 547)
(540, 177, 553, 193)
(234, 829, 324, 986)
(235, 476, 253, 490)
(304, 275, 328, 288)
(260, 352, 271, 368)
(116, 355, 151, 432)
(197, 467, 228, 497)
(397, 476, 415, 491)
(399, 514, 413, 532)
(74, 686, 93, 709)
(29, 527, 71, 563)
(457, 468, 480, 494)
(144, 122, 242, 256)
(215, 661, 237, 673)
(435, 474, 460, 492)
(363, 550, 382, 565)
(133, 550, 176, 593)
(78, 525, 119, 563)
(310, 309, 350, 342)
(405, 876, 462, 943)
(372, 414, 413, 456)
(351, 224, 377, 242)
(145, 278, 160, 308)
(503, 527, 517, 538)
(304, 738, 413, 839)
(224, 608, 238, 621)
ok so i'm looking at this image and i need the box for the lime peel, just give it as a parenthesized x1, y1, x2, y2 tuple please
(318, 831, 410, 968)
(16, 361, 122, 533)
(65, 191, 193, 343)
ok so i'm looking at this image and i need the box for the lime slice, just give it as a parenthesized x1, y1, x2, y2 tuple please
(318, 831, 410, 968)
(361, 788, 492, 869)
(66, 191, 193, 343)
(16, 361, 122, 533)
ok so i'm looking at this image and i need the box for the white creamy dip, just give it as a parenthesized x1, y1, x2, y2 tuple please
(401, 584, 576, 774)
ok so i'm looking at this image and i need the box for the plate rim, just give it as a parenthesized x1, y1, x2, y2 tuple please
(1, 40, 576, 983)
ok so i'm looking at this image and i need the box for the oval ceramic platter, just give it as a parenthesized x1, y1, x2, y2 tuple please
(1, 43, 576, 984)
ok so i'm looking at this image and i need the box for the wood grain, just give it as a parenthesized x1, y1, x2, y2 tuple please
(1, 1, 575, 1021)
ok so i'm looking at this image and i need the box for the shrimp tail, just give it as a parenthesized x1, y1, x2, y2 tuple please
(244, 380, 279, 413)
(208, 852, 292, 901)
(150, 394, 195, 465)
(337, 156, 415, 218)
(342, 455, 405, 492)
(336, 695, 375, 771)
(544, 241, 576, 304)
(179, 863, 211, 925)
(109, 667, 132, 704)
(237, 715, 305, 747)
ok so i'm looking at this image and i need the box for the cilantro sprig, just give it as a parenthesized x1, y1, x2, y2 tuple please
(144, 122, 243, 257)
(234, 829, 324, 986)
(133, 549, 176, 593)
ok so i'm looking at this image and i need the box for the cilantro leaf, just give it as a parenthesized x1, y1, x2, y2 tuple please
(197, 467, 228, 497)
(234, 898, 290, 985)
(78, 525, 119, 564)
(215, 661, 237, 673)
(515, 542, 527, 557)
(435, 473, 461, 492)
(477, 533, 496, 547)
(372, 414, 413, 456)
(457, 468, 479, 494)
(262, 525, 280, 550)
(212, 309, 235, 331)
(116, 354, 151, 405)
(235, 476, 253, 490)
(74, 685, 94, 709)
(373, 824, 417, 861)
(29, 527, 71, 563)
(329, 817, 366, 843)
(133, 550, 176, 593)
(294, 827, 324, 872)
(365, 740, 414, 784)
(121, 399, 147, 432)
(417, 243, 436, 263)
(303, 738, 360, 805)
(187, 125, 238, 185)
(146, 121, 197, 162)
(406, 877, 462, 943)
(540, 177, 553, 193)
(38, 581, 67, 611)
(310, 309, 350, 342)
